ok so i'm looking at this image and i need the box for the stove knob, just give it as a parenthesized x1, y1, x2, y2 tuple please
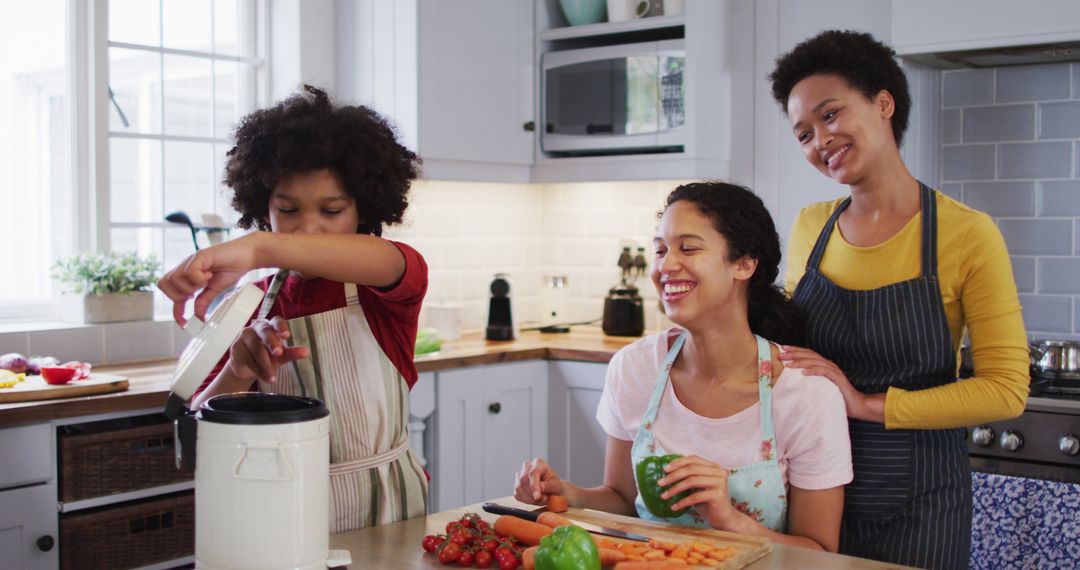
(999, 430, 1024, 452)
(971, 426, 995, 447)
(1061, 434, 1080, 457)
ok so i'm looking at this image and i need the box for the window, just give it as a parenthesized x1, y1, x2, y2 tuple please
(107, 0, 266, 314)
(0, 0, 266, 321)
(0, 0, 70, 317)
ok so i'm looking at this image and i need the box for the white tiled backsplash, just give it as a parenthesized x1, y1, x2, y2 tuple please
(385, 180, 685, 333)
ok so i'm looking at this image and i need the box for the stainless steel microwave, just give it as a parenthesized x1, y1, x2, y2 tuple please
(541, 40, 685, 155)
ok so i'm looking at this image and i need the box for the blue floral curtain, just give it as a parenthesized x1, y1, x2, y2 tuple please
(971, 472, 1080, 569)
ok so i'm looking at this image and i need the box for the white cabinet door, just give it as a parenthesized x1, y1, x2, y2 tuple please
(0, 483, 59, 570)
(417, 0, 535, 171)
(547, 361, 609, 489)
(433, 361, 547, 511)
(480, 363, 548, 501)
(892, 0, 1080, 53)
(0, 423, 52, 490)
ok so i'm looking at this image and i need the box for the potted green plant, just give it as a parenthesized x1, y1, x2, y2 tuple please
(52, 251, 161, 323)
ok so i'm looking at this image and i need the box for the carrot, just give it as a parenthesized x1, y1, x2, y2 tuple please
(613, 561, 687, 570)
(522, 546, 538, 570)
(598, 547, 627, 565)
(547, 494, 569, 513)
(493, 515, 553, 546)
(536, 511, 574, 528)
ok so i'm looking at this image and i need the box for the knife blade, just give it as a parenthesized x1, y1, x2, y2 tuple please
(481, 502, 650, 542)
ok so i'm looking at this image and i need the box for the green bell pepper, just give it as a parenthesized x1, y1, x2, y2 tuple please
(534, 524, 600, 570)
(636, 454, 690, 519)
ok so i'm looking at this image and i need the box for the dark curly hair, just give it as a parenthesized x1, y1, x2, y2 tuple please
(768, 30, 911, 147)
(662, 182, 805, 346)
(225, 85, 421, 236)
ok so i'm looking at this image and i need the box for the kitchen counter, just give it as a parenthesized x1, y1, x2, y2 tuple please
(0, 327, 637, 428)
(329, 496, 916, 569)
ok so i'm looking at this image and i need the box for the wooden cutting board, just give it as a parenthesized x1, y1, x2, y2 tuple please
(0, 373, 129, 403)
(563, 507, 772, 569)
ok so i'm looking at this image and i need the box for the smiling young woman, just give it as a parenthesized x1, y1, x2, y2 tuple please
(770, 30, 1029, 570)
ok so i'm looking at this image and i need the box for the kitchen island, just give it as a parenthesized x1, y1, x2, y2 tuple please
(330, 497, 916, 569)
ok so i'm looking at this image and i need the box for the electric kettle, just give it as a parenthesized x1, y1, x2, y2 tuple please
(163, 283, 350, 570)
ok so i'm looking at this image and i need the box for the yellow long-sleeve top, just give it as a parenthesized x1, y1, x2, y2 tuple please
(784, 191, 1029, 430)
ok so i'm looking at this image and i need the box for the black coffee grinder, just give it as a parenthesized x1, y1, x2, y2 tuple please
(603, 247, 645, 336)
(485, 273, 516, 340)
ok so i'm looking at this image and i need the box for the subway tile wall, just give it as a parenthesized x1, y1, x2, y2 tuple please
(941, 63, 1080, 338)
(385, 180, 682, 332)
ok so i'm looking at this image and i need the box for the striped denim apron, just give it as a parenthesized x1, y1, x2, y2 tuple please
(256, 270, 428, 533)
(791, 183, 971, 569)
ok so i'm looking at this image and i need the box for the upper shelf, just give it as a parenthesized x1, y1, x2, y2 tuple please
(539, 15, 685, 41)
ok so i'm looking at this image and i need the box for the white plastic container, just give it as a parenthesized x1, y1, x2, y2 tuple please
(193, 393, 331, 570)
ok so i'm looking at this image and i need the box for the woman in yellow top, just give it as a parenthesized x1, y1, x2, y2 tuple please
(768, 30, 1028, 569)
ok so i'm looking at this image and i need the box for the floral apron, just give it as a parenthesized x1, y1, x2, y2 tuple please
(632, 330, 788, 531)
(256, 270, 428, 533)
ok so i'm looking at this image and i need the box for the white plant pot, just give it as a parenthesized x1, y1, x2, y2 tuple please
(60, 291, 154, 324)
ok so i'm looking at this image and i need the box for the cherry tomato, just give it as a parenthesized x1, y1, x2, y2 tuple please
(439, 542, 461, 565)
(449, 532, 470, 546)
(456, 549, 474, 567)
(481, 538, 498, 553)
(476, 520, 491, 533)
(474, 549, 493, 569)
(446, 521, 463, 535)
(422, 534, 444, 553)
(497, 555, 519, 570)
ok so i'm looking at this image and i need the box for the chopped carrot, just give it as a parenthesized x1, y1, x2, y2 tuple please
(598, 548, 627, 565)
(700, 558, 721, 567)
(522, 546, 538, 570)
(546, 494, 569, 513)
(649, 538, 677, 551)
(643, 549, 666, 560)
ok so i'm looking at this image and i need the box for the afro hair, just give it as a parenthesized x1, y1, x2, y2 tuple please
(224, 85, 421, 236)
(769, 30, 912, 147)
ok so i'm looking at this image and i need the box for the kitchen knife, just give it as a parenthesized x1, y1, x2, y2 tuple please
(481, 502, 650, 542)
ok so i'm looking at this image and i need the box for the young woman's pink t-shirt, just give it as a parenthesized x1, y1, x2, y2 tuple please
(596, 328, 854, 490)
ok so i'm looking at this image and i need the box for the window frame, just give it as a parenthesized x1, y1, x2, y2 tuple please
(0, 0, 269, 323)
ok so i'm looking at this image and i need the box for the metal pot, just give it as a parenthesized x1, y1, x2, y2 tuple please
(1030, 339, 1080, 379)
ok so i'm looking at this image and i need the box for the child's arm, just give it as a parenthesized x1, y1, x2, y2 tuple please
(159, 232, 405, 324)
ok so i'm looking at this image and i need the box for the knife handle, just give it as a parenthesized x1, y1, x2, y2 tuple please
(481, 502, 540, 522)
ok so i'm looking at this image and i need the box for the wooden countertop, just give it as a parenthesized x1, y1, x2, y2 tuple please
(0, 327, 637, 428)
(329, 497, 915, 569)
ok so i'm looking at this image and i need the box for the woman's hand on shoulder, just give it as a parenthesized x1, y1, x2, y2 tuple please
(514, 458, 567, 507)
(659, 455, 741, 530)
(158, 233, 265, 324)
(779, 346, 883, 422)
(224, 316, 310, 383)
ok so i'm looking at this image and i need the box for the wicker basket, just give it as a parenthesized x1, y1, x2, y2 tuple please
(60, 415, 192, 502)
(60, 492, 194, 570)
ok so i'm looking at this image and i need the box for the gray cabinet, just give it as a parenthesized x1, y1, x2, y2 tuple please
(0, 483, 59, 570)
(338, 0, 535, 183)
(547, 361, 609, 489)
(0, 423, 57, 570)
(892, 0, 1080, 55)
(432, 361, 548, 512)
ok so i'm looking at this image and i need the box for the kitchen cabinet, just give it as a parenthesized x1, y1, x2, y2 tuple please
(432, 361, 548, 512)
(337, 0, 535, 183)
(530, 0, 756, 183)
(892, 0, 1080, 55)
(547, 361, 608, 489)
(0, 423, 57, 570)
(0, 483, 59, 570)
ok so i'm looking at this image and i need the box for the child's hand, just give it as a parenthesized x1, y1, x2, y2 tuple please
(158, 234, 263, 325)
(224, 317, 310, 383)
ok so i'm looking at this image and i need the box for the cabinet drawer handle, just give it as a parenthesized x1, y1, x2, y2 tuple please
(488, 402, 502, 414)
(522, 121, 535, 132)
(36, 535, 55, 552)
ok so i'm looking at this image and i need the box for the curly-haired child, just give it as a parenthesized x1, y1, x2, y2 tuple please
(158, 85, 428, 532)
